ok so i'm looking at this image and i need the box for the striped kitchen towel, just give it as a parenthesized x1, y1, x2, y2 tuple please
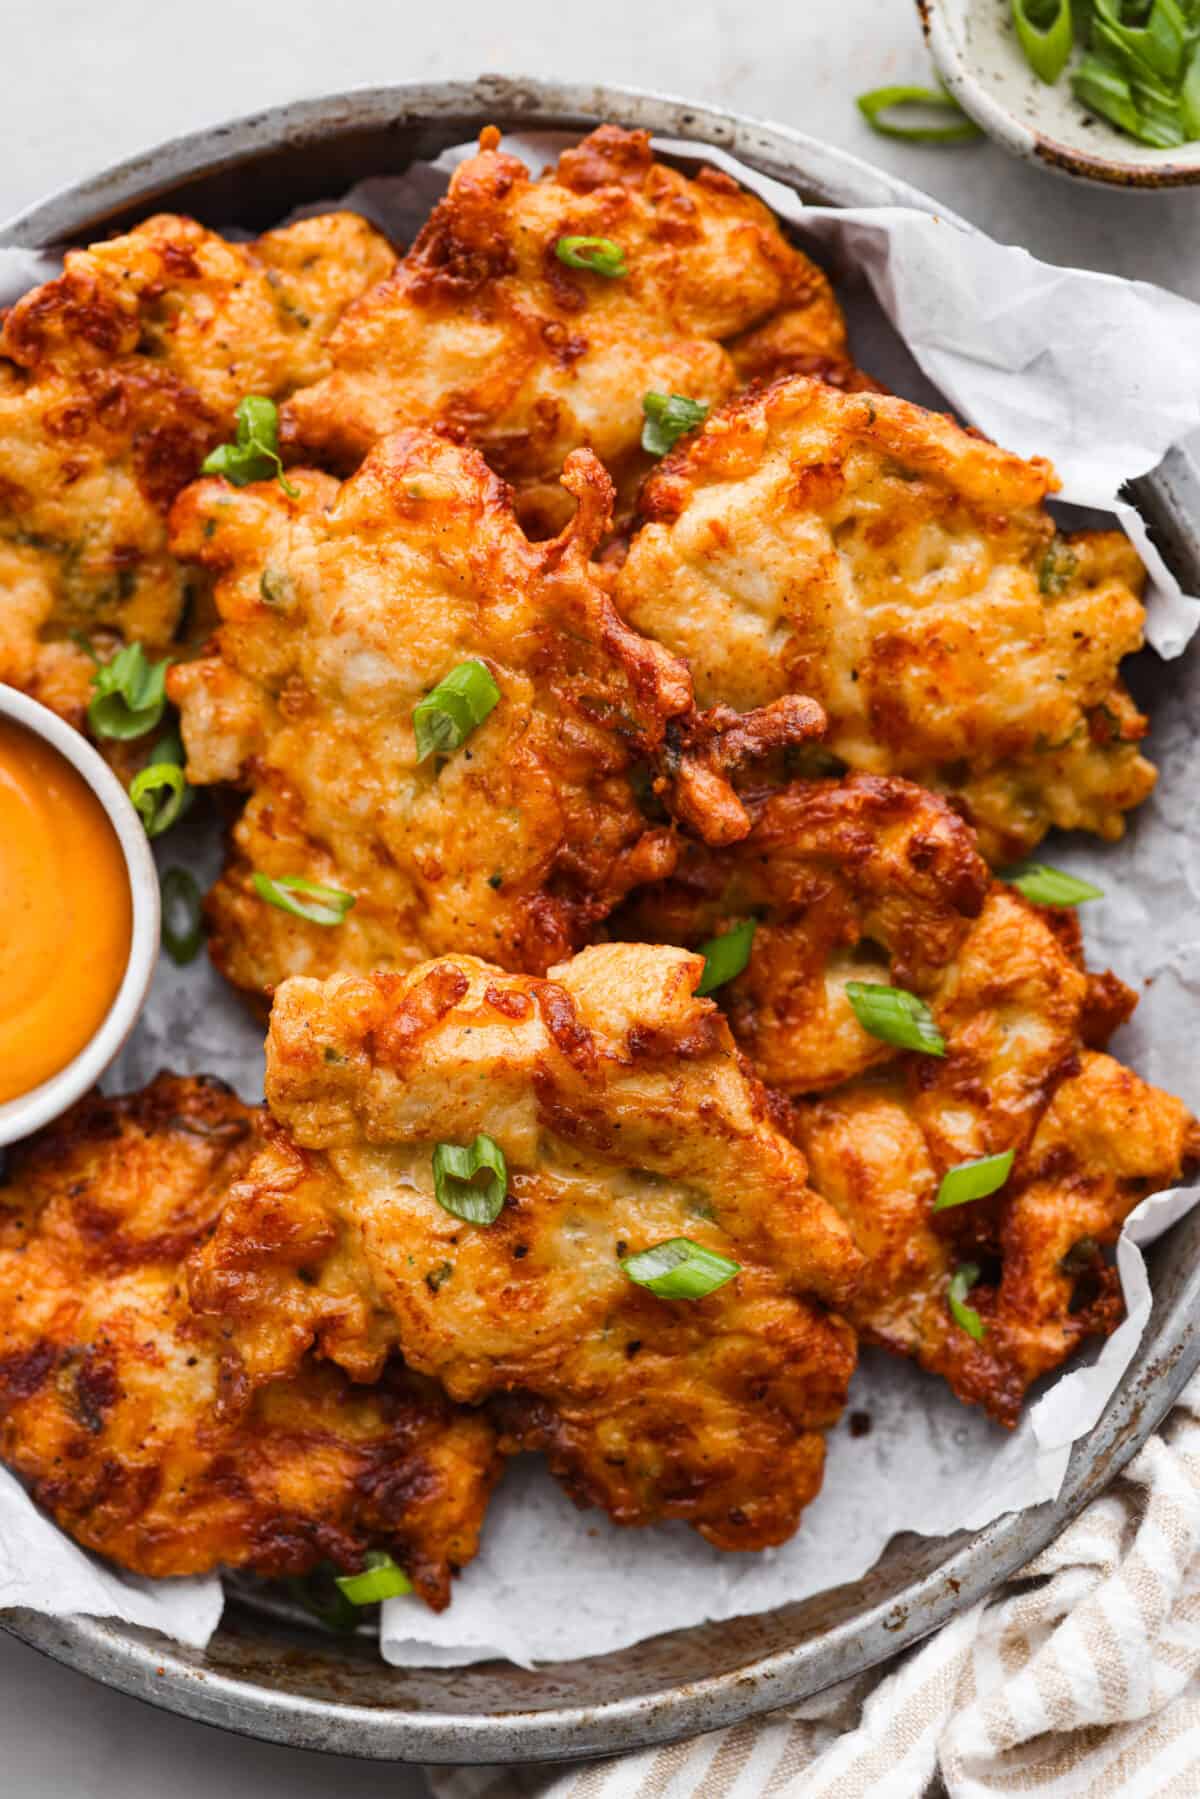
(427, 1370, 1200, 1798)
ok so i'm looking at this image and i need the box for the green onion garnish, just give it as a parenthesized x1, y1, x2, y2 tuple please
(641, 393, 710, 457)
(695, 919, 757, 996)
(201, 395, 299, 496)
(1006, 863, 1104, 906)
(86, 642, 170, 740)
(432, 1134, 508, 1225)
(130, 761, 187, 838)
(252, 873, 356, 926)
(413, 659, 500, 763)
(621, 1237, 741, 1300)
(1074, 50, 1149, 136)
(286, 1568, 359, 1633)
(845, 982, 946, 1056)
(947, 1263, 987, 1341)
(554, 235, 628, 277)
(147, 721, 186, 769)
(1006, 0, 1200, 148)
(160, 866, 203, 965)
(934, 1150, 1016, 1212)
(334, 1550, 413, 1606)
(856, 84, 983, 143)
(1093, 0, 1188, 84)
(1038, 539, 1079, 594)
(1013, 0, 1075, 84)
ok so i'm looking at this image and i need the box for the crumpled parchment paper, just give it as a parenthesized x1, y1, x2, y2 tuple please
(0, 129, 1197, 1669)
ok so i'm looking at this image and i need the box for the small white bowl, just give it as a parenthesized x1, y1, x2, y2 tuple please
(920, 0, 1200, 187)
(0, 687, 161, 1147)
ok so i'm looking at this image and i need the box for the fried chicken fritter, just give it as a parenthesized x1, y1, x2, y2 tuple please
(0, 1075, 498, 1606)
(623, 773, 1197, 1421)
(189, 944, 861, 1551)
(615, 377, 1156, 862)
(282, 126, 861, 535)
(168, 427, 823, 1001)
(620, 774, 992, 1094)
(0, 211, 395, 730)
(799, 1052, 1200, 1427)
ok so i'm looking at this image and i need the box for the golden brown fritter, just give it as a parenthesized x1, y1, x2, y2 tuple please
(616, 377, 1156, 863)
(622, 773, 1132, 1121)
(619, 772, 1198, 1420)
(282, 126, 860, 535)
(0, 211, 395, 732)
(799, 1052, 1200, 1428)
(189, 944, 861, 1551)
(0, 1075, 499, 1606)
(168, 426, 823, 1002)
(620, 774, 992, 1095)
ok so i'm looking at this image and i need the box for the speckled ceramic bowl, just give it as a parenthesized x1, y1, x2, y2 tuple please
(919, 0, 1200, 186)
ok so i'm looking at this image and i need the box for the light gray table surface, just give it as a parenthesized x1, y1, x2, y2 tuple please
(2, 1, 1197, 1790)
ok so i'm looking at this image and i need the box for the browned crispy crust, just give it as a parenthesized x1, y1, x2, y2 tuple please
(281, 125, 863, 534)
(618, 772, 1197, 1424)
(167, 427, 825, 1001)
(0, 210, 395, 743)
(0, 1075, 499, 1606)
(616, 376, 1155, 863)
(189, 944, 861, 1552)
(620, 774, 992, 1092)
(799, 1055, 1200, 1427)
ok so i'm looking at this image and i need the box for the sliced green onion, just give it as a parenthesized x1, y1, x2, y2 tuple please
(1038, 539, 1079, 595)
(202, 395, 299, 497)
(160, 866, 203, 965)
(432, 1134, 508, 1225)
(856, 84, 983, 143)
(695, 919, 757, 996)
(286, 1569, 359, 1633)
(641, 392, 710, 457)
(934, 1150, 1016, 1212)
(1006, 863, 1103, 906)
(334, 1550, 413, 1606)
(1093, 0, 1188, 85)
(845, 982, 946, 1056)
(1181, 44, 1200, 137)
(147, 721, 185, 768)
(621, 1237, 741, 1300)
(413, 659, 500, 762)
(252, 872, 356, 926)
(259, 567, 294, 607)
(554, 234, 627, 277)
(1073, 48, 1143, 130)
(948, 1263, 986, 1341)
(1013, 0, 1075, 84)
(130, 761, 187, 838)
(86, 642, 170, 740)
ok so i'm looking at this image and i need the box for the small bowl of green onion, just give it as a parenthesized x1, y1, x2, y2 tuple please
(919, 0, 1200, 185)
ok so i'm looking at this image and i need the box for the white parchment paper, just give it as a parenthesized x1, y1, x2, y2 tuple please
(1, 132, 1197, 1667)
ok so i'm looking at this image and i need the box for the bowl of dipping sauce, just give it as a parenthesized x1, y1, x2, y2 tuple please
(0, 686, 160, 1147)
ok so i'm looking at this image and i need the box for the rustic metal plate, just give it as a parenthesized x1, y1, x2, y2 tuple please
(3, 76, 1199, 1766)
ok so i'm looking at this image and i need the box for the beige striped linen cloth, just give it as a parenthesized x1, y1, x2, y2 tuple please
(426, 1371, 1200, 1799)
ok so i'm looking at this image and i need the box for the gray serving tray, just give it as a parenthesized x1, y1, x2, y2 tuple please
(2, 76, 1200, 1766)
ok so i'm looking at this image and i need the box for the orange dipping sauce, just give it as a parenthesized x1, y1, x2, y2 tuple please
(0, 716, 132, 1104)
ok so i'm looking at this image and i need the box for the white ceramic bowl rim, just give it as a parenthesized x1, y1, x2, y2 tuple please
(0, 686, 161, 1146)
